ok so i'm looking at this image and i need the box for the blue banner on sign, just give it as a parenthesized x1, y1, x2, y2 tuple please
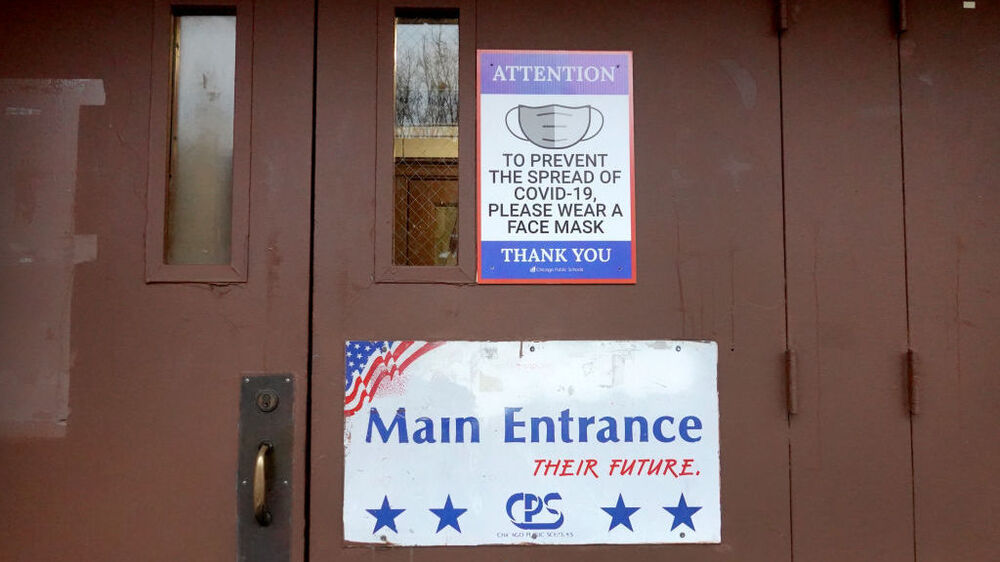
(480, 241, 632, 281)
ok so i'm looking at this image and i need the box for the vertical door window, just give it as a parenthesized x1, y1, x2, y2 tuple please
(166, 13, 237, 265)
(146, 1, 251, 282)
(392, 10, 459, 266)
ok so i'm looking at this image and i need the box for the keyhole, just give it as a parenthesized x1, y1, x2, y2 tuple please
(256, 389, 279, 412)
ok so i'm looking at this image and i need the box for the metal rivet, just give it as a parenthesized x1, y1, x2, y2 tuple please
(675, 345, 682, 352)
(284, 377, 291, 383)
(529, 345, 535, 352)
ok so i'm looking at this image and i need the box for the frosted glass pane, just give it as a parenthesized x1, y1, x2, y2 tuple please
(165, 15, 236, 265)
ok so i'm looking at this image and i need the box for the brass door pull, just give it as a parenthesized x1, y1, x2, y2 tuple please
(253, 442, 273, 526)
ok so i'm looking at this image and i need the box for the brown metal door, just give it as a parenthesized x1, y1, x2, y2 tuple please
(8, 2, 992, 561)
(312, 0, 790, 559)
(782, 1, 914, 560)
(900, 2, 1000, 560)
(0, 1, 313, 560)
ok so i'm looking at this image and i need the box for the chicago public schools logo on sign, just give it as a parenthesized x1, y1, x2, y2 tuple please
(505, 104, 604, 149)
(506, 492, 564, 530)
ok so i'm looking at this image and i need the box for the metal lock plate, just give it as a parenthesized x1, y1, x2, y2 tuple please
(238, 375, 293, 562)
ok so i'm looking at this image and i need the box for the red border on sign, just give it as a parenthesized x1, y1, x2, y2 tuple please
(476, 49, 637, 285)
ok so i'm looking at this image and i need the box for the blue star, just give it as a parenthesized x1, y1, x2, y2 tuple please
(429, 495, 467, 533)
(366, 496, 405, 533)
(602, 493, 640, 531)
(663, 493, 702, 531)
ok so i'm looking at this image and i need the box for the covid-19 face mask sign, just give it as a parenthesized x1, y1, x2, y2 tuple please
(477, 50, 636, 284)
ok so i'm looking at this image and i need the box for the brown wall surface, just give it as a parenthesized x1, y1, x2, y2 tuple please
(902, 1, 1000, 560)
(782, 1, 914, 559)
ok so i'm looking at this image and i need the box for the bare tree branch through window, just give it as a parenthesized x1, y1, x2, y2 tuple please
(393, 14, 459, 266)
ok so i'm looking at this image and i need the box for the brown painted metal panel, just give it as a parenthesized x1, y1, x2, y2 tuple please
(312, 0, 788, 559)
(900, 2, 1000, 560)
(781, 1, 913, 559)
(0, 1, 312, 560)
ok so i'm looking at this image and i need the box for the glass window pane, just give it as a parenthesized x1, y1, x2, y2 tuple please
(165, 14, 236, 265)
(393, 12, 459, 266)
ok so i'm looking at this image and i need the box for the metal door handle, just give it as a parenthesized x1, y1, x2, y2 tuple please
(253, 442, 273, 526)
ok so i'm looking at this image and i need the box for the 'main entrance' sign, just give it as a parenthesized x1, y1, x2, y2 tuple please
(477, 51, 636, 283)
(343, 340, 720, 546)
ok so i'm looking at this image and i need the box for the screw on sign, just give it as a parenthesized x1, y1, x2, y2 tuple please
(256, 389, 279, 413)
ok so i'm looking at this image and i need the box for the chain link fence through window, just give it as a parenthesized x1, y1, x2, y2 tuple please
(393, 13, 459, 266)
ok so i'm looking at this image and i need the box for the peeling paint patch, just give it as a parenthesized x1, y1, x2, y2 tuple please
(5, 107, 42, 116)
(73, 234, 98, 264)
(718, 59, 757, 110)
(0, 78, 104, 439)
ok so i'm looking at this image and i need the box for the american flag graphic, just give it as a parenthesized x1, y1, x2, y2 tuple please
(344, 340, 442, 416)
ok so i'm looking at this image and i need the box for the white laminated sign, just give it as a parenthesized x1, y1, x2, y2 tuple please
(477, 50, 636, 283)
(344, 340, 720, 545)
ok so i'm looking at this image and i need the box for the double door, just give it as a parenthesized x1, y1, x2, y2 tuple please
(0, 1, 995, 561)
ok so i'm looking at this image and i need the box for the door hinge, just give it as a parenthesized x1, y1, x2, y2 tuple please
(896, 0, 909, 33)
(907, 350, 920, 415)
(785, 349, 798, 416)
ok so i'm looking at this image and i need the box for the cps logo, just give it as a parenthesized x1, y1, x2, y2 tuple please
(505, 492, 564, 530)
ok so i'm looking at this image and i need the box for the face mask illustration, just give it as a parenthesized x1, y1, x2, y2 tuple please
(505, 104, 604, 149)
